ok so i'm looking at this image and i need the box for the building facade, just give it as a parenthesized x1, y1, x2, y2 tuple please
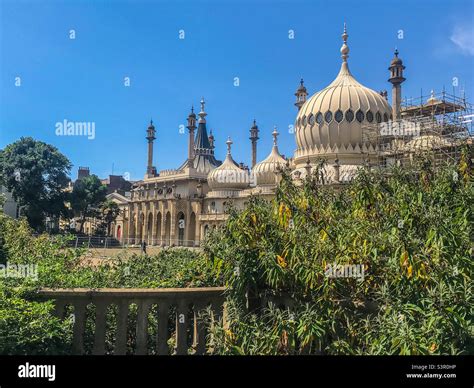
(117, 25, 471, 247)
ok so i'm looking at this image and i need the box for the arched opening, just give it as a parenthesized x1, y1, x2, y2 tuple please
(116, 225, 122, 241)
(164, 212, 171, 246)
(177, 212, 185, 246)
(189, 212, 196, 247)
(147, 212, 153, 245)
(138, 213, 144, 243)
(155, 212, 162, 246)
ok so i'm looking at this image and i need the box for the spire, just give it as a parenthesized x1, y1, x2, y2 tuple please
(194, 97, 212, 152)
(340, 22, 349, 63)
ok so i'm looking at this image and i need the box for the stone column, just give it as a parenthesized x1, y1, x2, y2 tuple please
(170, 202, 177, 246)
(151, 203, 157, 246)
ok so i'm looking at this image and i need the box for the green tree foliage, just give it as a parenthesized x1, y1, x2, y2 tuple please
(70, 174, 107, 233)
(0, 137, 71, 230)
(203, 158, 473, 355)
(97, 200, 121, 236)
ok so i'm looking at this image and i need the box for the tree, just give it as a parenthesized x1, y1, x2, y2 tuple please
(0, 137, 71, 231)
(98, 199, 121, 236)
(70, 175, 107, 233)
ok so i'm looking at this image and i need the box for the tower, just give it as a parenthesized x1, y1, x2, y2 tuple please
(249, 119, 259, 168)
(388, 49, 406, 120)
(145, 119, 157, 178)
(294, 78, 308, 110)
(186, 106, 196, 166)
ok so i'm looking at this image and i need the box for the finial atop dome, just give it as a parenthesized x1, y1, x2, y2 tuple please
(198, 97, 207, 123)
(272, 126, 279, 146)
(226, 137, 233, 154)
(340, 22, 350, 62)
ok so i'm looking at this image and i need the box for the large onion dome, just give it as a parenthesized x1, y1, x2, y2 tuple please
(294, 24, 392, 167)
(207, 137, 249, 190)
(252, 127, 286, 186)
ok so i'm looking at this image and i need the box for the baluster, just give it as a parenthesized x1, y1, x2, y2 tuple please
(92, 300, 109, 355)
(175, 300, 188, 355)
(193, 301, 207, 355)
(115, 300, 129, 355)
(156, 301, 170, 355)
(53, 299, 66, 319)
(72, 300, 87, 355)
(136, 300, 151, 355)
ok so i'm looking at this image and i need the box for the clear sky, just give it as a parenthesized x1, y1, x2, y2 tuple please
(1, 0, 473, 181)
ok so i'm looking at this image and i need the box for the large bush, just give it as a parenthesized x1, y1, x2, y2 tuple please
(0, 211, 218, 354)
(203, 155, 473, 355)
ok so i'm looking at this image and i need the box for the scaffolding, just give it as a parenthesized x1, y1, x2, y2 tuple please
(362, 90, 473, 169)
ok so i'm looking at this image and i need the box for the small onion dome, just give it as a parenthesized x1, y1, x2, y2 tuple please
(252, 127, 286, 186)
(427, 90, 440, 105)
(188, 106, 196, 118)
(404, 135, 452, 151)
(390, 48, 403, 66)
(207, 137, 249, 190)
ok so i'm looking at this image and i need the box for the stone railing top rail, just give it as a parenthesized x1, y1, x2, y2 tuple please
(38, 287, 226, 299)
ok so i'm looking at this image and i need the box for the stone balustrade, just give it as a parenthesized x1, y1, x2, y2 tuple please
(38, 287, 226, 355)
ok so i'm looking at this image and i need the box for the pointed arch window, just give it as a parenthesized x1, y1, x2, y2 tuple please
(316, 112, 323, 125)
(376, 112, 382, 123)
(308, 114, 315, 125)
(335, 110, 343, 123)
(324, 111, 333, 123)
(366, 111, 374, 123)
(346, 109, 355, 122)
(356, 110, 364, 123)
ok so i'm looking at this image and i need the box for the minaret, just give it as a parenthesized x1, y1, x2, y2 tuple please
(249, 119, 259, 168)
(145, 119, 157, 178)
(388, 48, 406, 120)
(294, 78, 308, 110)
(186, 106, 196, 166)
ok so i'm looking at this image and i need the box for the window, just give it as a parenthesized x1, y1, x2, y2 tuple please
(375, 112, 382, 123)
(356, 110, 364, 123)
(383, 113, 389, 122)
(308, 114, 315, 125)
(335, 110, 343, 123)
(316, 112, 323, 125)
(324, 111, 332, 123)
(346, 109, 355, 122)
(315, 112, 323, 124)
(302, 116, 307, 126)
(366, 111, 374, 123)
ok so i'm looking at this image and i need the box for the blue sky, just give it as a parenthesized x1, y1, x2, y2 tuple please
(1, 0, 473, 181)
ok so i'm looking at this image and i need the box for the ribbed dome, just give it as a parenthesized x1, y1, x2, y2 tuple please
(294, 26, 392, 166)
(253, 128, 286, 186)
(207, 138, 249, 190)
